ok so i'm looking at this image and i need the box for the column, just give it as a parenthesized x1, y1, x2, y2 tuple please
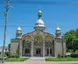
(19, 40, 22, 57)
(43, 40, 45, 57)
(31, 38, 34, 57)
(49, 48, 50, 56)
(52, 42, 54, 56)
(54, 40, 57, 57)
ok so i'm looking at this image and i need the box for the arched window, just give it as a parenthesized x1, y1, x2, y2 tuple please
(34, 35, 43, 46)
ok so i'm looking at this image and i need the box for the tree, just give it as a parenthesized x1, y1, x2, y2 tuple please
(6, 43, 11, 57)
(8, 43, 11, 52)
(64, 30, 76, 51)
(76, 29, 78, 38)
(72, 38, 78, 52)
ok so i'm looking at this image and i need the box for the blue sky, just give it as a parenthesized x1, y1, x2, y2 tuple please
(0, 0, 78, 46)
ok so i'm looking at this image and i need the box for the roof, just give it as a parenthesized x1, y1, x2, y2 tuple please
(22, 31, 55, 40)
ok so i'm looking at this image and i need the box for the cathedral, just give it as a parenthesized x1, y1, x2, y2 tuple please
(10, 10, 66, 57)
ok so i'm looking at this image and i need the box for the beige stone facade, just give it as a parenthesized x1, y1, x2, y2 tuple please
(10, 10, 66, 57)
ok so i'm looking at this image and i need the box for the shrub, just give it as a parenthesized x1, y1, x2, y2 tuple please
(9, 53, 19, 58)
(71, 53, 78, 58)
(15, 53, 19, 58)
(5, 52, 10, 57)
(58, 53, 62, 58)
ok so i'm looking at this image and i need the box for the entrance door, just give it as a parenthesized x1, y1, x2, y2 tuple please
(36, 48, 41, 56)
(25, 48, 30, 56)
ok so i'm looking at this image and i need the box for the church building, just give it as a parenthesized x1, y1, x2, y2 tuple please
(10, 10, 66, 57)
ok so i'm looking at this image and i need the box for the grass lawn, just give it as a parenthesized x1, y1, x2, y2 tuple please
(0, 58, 28, 62)
(45, 58, 78, 61)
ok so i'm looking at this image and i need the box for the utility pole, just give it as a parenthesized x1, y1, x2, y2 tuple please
(2, 0, 12, 63)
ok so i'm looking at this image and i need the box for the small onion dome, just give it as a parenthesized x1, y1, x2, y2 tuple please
(17, 26, 22, 30)
(56, 27, 61, 30)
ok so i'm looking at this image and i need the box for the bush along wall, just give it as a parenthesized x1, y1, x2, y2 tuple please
(71, 53, 78, 58)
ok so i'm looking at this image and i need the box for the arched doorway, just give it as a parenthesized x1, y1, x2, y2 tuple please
(45, 35, 54, 56)
(34, 35, 43, 57)
(22, 35, 31, 57)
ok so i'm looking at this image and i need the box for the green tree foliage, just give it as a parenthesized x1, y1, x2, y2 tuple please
(7, 43, 11, 57)
(64, 29, 78, 52)
(76, 29, 78, 38)
(72, 38, 78, 52)
(64, 30, 75, 50)
(8, 43, 11, 51)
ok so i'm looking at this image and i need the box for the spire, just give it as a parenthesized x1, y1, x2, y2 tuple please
(36, 10, 44, 25)
(38, 10, 42, 19)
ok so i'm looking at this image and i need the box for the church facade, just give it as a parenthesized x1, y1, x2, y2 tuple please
(10, 10, 66, 57)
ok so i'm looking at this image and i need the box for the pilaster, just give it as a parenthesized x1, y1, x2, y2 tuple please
(43, 37, 45, 57)
(19, 40, 22, 57)
(31, 37, 34, 57)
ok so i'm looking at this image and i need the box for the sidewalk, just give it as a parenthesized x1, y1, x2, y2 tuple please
(46, 61, 78, 64)
(2, 58, 78, 64)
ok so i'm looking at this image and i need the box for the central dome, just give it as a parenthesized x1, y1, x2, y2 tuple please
(35, 10, 45, 27)
(34, 10, 45, 31)
(35, 18, 45, 27)
(36, 18, 44, 25)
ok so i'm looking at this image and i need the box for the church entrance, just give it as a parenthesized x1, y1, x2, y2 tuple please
(36, 48, 41, 56)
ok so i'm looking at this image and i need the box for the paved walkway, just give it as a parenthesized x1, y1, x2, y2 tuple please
(24, 57, 45, 64)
